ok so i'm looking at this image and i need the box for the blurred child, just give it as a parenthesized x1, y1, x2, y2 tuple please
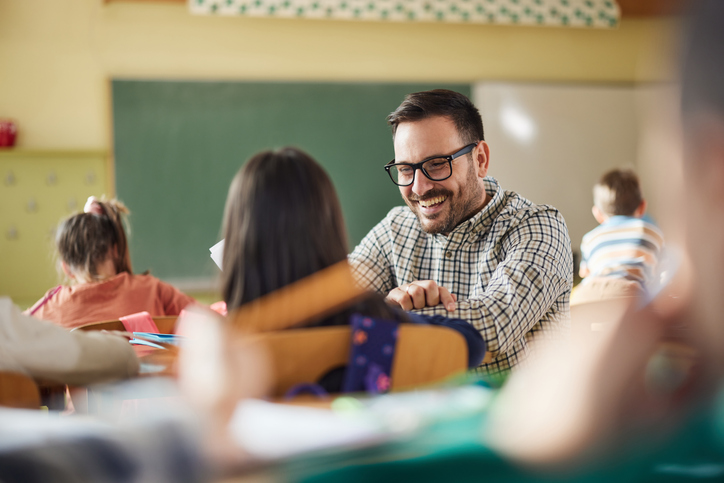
(573, 169, 665, 305)
(27, 197, 195, 329)
(2, 297, 138, 385)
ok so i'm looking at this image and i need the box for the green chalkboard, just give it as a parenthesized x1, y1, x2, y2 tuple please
(112, 80, 471, 282)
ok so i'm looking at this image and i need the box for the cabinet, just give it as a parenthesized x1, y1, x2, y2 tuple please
(0, 150, 109, 308)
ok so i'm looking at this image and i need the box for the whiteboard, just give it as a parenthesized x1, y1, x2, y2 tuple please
(473, 82, 642, 254)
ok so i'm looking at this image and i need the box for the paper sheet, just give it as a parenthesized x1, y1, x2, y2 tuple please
(227, 399, 384, 460)
(209, 239, 225, 270)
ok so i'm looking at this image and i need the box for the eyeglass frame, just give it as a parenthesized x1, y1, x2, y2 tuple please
(384, 142, 479, 187)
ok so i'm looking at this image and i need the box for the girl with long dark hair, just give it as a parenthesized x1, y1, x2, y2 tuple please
(220, 147, 484, 367)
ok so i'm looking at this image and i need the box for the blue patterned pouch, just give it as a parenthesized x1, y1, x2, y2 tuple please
(341, 314, 399, 394)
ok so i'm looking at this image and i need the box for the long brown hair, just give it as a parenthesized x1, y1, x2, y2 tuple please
(56, 199, 133, 281)
(221, 147, 403, 325)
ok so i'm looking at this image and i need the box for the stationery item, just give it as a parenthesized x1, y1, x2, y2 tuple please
(28, 286, 61, 315)
(209, 240, 225, 270)
(138, 362, 168, 374)
(129, 338, 166, 350)
(119, 311, 159, 333)
(228, 386, 493, 463)
(278, 314, 401, 398)
(209, 301, 227, 315)
(131, 333, 184, 346)
(228, 399, 386, 460)
(284, 383, 329, 400)
(341, 314, 399, 394)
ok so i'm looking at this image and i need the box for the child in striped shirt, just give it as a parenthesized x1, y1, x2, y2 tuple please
(573, 169, 664, 305)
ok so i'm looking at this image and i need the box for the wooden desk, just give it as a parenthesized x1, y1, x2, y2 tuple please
(135, 346, 179, 378)
(0, 372, 42, 409)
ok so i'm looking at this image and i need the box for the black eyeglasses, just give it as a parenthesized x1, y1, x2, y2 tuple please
(384, 142, 478, 187)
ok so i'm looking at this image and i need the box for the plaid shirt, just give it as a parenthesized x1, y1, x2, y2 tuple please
(349, 177, 572, 375)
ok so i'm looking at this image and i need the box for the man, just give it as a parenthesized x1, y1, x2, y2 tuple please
(299, 4, 724, 481)
(350, 90, 573, 374)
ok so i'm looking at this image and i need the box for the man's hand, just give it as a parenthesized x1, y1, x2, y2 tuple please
(386, 280, 457, 312)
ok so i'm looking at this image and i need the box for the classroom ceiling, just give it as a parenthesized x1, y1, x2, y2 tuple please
(107, 0, 695, 17)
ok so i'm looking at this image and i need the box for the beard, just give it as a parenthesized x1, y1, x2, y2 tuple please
(405, 161, 485, 235)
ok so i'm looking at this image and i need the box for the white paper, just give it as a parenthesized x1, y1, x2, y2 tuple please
(0, 408, 109, 452)
(209, 239, 225, 270)
(227, 399, 384, 460)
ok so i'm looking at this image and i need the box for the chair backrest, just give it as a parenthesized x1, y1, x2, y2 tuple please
(0, 372, 41, 409)
(73, 316, 178, 334)
(392, 324, 468, 390)
(249, 324, 467, 398)
(229, 261, 366, 333)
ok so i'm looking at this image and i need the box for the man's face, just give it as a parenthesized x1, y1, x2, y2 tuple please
(393, 116, 489, 235)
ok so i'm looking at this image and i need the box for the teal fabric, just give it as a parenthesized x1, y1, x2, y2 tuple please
(292, 391, 724, 483)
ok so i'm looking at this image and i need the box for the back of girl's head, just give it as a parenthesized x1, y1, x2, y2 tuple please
(56, 199, 133, 281)
(221, 147, 348, 311)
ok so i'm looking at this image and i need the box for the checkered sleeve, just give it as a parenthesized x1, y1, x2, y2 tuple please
(415, 209, 572, 359)
(349, 217, 398, 294)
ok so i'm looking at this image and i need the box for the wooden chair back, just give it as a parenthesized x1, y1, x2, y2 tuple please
(73, 316, 178, 334)
(229, 261, 366, 333)
(0, 372, 41, 409)
(249, 324, 467, 398)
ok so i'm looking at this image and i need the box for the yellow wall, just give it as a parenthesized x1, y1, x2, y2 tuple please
(0, 0, 679, 151)
(0, 0, 680, 306)
(0, 151, 107, 308)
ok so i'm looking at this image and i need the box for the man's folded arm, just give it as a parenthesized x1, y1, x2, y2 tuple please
(414, 211, 572, 359)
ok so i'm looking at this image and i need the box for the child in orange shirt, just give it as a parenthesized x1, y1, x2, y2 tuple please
(27, 197, 194, 329)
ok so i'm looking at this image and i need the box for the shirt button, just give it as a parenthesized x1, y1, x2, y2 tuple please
(445, 251, 452, 259)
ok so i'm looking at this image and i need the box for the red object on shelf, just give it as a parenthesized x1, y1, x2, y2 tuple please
(0, 120, 17, 148)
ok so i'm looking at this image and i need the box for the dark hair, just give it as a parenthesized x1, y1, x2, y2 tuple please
(681, 0, 724, 122)
(221, 147, 404, 326)
(593, 169, 643, 217)
(387, 89, 484, 144)
(56, 199, 133, 280)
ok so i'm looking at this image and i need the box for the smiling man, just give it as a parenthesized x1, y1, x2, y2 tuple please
(349, 89, 573, 375)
